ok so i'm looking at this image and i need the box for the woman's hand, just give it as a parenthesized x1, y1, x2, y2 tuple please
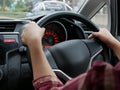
(21, 22, 45, 46)
(89, 28, 120, 60)
(20, 22, 57, 80)
(88, 28, 118, 49)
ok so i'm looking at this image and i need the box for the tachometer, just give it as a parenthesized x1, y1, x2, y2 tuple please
(42, 21, 67, 48)
(42, 30, 60, 48)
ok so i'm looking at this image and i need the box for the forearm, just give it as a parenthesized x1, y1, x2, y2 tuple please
(110, 39, 120, 61)
(28, 40, 57, 80)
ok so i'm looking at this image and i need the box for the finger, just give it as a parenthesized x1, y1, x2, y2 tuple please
(88, 32, 98, 39)
(41, 27, 45, 31)
(40, 27, 45, 33)
(92, 32, 99, 36)
(88, 34, 93, 39)
(23, 21, 34, 29)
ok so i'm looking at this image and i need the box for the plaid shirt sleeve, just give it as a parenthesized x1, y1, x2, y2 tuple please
(33, 61, 120, 90)
(32, 75, 63, 90)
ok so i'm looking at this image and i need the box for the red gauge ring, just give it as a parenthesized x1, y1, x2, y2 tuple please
(42, 30, 60, 48)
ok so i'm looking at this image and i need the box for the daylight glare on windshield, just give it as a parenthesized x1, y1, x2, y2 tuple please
(0, 0, 81, 19)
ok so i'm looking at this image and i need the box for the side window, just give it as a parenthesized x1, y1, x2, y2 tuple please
(91, 5, 108, 28)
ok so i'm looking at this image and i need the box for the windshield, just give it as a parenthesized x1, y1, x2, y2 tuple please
(44, 2, 66, 11)
(0, 0, 82, 19)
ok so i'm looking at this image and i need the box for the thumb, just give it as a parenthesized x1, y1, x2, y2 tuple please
(88, 32, 98, 39)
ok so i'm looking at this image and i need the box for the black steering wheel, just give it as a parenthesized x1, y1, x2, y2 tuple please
(37, 11, 104, 80)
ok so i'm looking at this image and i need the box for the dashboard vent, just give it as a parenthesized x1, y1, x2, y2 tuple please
(0, 22, 16, 32)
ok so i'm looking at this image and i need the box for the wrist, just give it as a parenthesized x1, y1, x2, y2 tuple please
(27, 38, 42, 48)
(108, 39, 120, 50)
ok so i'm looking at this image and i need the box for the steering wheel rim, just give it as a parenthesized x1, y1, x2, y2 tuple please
(37, 11, 104, 79)
(37, 11, 99, 32)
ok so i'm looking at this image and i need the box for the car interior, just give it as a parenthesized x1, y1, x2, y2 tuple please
(0, 0, 119, 90)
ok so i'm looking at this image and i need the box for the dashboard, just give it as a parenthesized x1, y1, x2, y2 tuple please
(0, 18, 87, 65)
(0, 17, 86, 47)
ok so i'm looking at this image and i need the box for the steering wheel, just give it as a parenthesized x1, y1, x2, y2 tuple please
(37, 11, 104, 80)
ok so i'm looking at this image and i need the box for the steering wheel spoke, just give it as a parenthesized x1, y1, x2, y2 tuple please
(82, 39, 103, 70)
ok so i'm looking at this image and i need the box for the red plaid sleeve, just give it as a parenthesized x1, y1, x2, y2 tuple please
(33, 61, 120, 90)
(33, 75, 63, 90)
(83, 61, 120, 90)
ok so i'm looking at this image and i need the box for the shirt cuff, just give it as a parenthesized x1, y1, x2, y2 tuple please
(33, 75, 63, 90)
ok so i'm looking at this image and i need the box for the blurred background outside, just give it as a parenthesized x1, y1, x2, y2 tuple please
(0, 0, 108, 28)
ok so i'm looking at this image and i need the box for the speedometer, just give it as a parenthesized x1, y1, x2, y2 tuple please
(42, 30, 60, 48)
(42, 21, 67, 48)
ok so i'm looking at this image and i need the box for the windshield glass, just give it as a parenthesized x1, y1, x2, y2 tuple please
(44, 2, 66, 11)
(0, 0, 82, 19)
